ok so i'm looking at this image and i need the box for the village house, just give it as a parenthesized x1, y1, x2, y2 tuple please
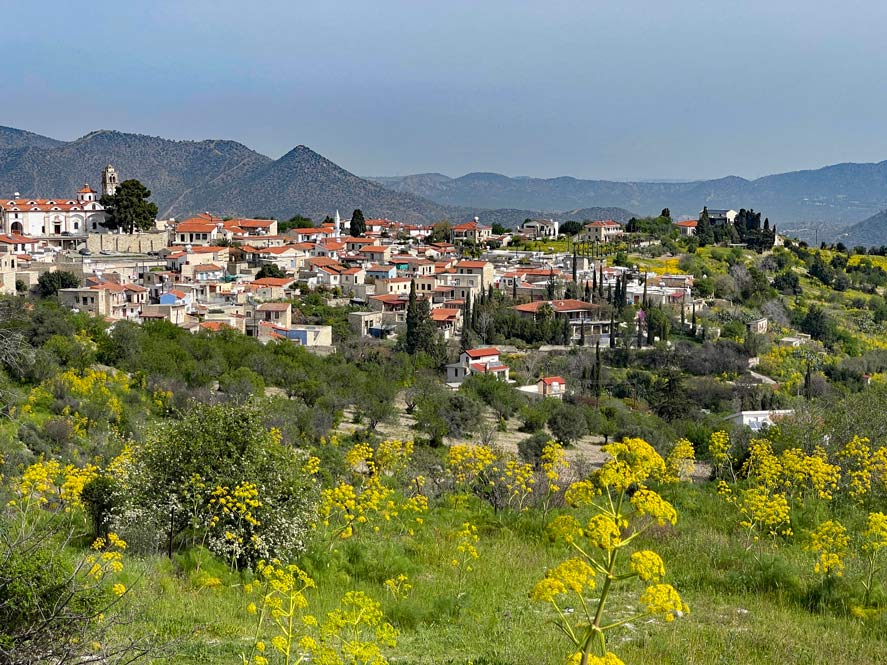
(520, 219, 559, 239)
(701, 208, 739, 225)
(430, 307, 462, 339)
(583, 220, 624, 243)
(452, 218, 492, 244)
(724, 409, 795, 432)
(446, 347, 509, 384)
(674, 220, 697, 236)
(172, 215, 233, 246)
(538, 376, 567, 398)
(360, 245, 392, 264)
(512, 299, 611, 341)
(455, 260, 494, 290)
(257, 322, 333, 347)
(366, 264, 398, 280)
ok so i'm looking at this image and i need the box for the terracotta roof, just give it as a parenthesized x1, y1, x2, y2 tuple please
(675, 220, 698, 227)
(0, 233, 36, 244)
(200, 321, 230, 331)
(586, 220, 621, 228)
(78, 184, 96, 194)
(1, 198, 102, 212)
(257, 302, 291, 311)
(464, 347, 499, 359)
(470, 362, 508, 373)
(513, 299, 599, 313)
(541, 376, 566, 385)
(431, 308, 460, 321)
(252, 277, 294, 287)
(176, 221, 218, 233)
(193, 264, 223, 272)
(456, 260, 489, 269)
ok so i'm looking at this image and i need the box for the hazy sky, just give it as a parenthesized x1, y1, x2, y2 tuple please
(6, 1, 887, 181)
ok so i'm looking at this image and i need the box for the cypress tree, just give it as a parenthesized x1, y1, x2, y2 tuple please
(609, 312, 616, 348)
(595, 340, 602, 402)
(405, 279, 420, 354)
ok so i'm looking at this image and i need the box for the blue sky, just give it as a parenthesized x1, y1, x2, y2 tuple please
(6, 1, 887, 181)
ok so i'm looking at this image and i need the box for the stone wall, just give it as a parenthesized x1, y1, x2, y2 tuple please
(86, 232, 168, 254)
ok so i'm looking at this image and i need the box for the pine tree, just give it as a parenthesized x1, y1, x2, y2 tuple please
(99, 179, 158, 233)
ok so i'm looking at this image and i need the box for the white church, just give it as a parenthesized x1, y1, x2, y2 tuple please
(0, 165, 119, 243)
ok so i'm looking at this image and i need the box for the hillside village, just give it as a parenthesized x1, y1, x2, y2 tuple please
(8, 165, 887, 664)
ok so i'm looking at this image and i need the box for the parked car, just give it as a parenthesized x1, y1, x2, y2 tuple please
(78, 248, 92, 256)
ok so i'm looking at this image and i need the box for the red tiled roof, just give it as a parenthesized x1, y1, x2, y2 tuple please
(252, 277, 294, 287)
(1, 198, 101, 212)
(541, 376, 566, 385)
(470, 362, 508, 373)
(586, 220, 621, 228)
(431, 308, 460, 321)
(513, 299, 599, 313)
(200, 321, 230, 331)
(465, 347, 499, 359)
(456, 260, 489, 269)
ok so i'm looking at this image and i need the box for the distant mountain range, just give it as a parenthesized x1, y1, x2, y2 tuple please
(371, 163, 887, 230)
(4, 125, 887, 238)
(836, 210, 887, 247)
(0, 126, 633, 227)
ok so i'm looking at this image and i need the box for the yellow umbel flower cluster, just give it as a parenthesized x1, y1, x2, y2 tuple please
(639, 583, 689, 622)
(630, 550, 665, 582)
(664, 438, 695, 483)
(12, 458, 99, 512)
(541, 442, 570, 493)
(532, 437, 687, 665)
(593, 437, 666, 491)
(531, 557, 597, 602)
(806, 520, 850, 576)
(447, 443, 539, 511)
(320, 442, 428, 541)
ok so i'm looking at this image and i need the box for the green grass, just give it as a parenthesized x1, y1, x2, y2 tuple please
(113, 482, 887, 665)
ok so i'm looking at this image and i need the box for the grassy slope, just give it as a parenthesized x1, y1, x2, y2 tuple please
(119, 483, 887, 665)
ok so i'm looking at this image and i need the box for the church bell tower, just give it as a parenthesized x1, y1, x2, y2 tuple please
(102, 164, 119, 197)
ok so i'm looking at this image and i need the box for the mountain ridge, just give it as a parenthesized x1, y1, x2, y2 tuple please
(371, 161, 887, 226)
(0, 126, 636, 226)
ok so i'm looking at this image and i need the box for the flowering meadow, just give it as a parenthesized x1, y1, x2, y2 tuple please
(6, 412, 887, 665)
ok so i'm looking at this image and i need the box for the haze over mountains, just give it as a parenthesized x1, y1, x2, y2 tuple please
(2, 125, 887, 243)
(0, 126, 633, 228)
(372, 165, 887, 231)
